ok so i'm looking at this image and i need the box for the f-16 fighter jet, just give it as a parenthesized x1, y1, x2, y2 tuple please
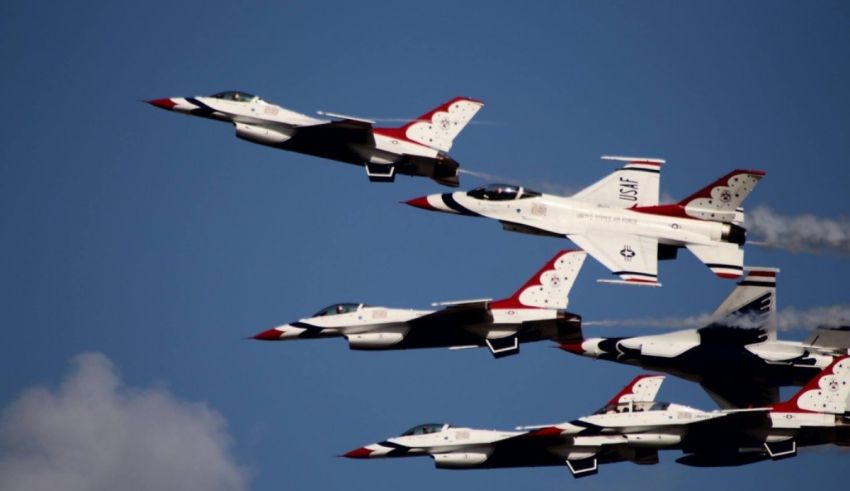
(561, 267, 850, 408)
(405, 156, 765, 285)
(251, 250, 586, 358)
(342, 374, 667, 477)
(146, 91, 483, 186)
(344, 360, 850, 478)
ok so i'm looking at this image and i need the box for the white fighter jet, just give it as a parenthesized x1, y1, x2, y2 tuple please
(405, 157, 765, 286)
(251, 250, 586, 358)
(561, 267, 850, 408)
(344, 359, 850, 478)
(147, 91, 484, 186)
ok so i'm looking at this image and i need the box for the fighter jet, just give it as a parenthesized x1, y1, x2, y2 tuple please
(146, 91, 484, 186)
(251, 250, 586, 358)
(561, 267, 850, 408)
(405, 156, 765, 285)
(344, 360, 850, 478)
(342, 374, 667, 477)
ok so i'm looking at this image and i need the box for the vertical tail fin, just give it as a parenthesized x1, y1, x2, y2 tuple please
(710, 267, 778, 340)
(772, 356, 850, 414)
(375, 97, 484, 153)
(606, 375, 666, 406)
(490, 250, 587, 310)
(678, 169, 765, 223)
(571, 156, 665, 207)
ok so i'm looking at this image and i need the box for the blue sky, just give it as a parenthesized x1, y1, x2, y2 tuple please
(2, 1, 849, 489)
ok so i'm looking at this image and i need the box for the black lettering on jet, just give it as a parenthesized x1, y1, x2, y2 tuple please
(619, 177, 638, 201)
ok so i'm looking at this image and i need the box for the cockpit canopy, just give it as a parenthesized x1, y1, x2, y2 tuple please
(401, 423, 449, 436)
(595, 401, 670, 415)
(210, 91, 258, 102)
(466, 184, 541, 201)
(312, 303, 363, 317)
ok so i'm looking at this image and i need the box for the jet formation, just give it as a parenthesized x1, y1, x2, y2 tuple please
(145, 91, 849, 482)
(345, 359, 850, 478)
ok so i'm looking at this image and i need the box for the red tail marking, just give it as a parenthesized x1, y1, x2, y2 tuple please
(606, 374, 661, 406)
(489, 249, 577, 310)
(678, 169, 765, 205)
(772, 356, 849, 413)
(373, 96, 483, 143)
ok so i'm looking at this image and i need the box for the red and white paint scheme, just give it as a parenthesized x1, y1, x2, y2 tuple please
(563, 267, 849, 408)
(405, 156, 765, 285)
(344, 363, 850, 480)
(341, 375, 670, 478)
(146, 91, 483, 186)
(251, 250, 586, 358)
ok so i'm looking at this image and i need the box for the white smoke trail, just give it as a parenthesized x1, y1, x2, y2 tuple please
(775, 306, 850, 331)
(584, 305, 850, 332)
(747, 205, 850, 255)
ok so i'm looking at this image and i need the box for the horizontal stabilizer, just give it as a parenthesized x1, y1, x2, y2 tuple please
(686, 243, 744, 279)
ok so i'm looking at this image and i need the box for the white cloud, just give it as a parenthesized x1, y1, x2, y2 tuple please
(0, 353, 248, 491)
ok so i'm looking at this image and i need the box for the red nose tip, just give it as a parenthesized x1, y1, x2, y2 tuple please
(146, 98, 177, 110)
(342, 447, 373, 459)
(252, 328, 284, 341)
(529, 426, 563, 438)
(559, 342, 584, 355)
(404, 196, 434, 210)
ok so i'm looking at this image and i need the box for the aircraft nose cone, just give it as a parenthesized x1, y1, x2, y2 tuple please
(404, 196, 435, 210)
(342, 447, 373, 459)
(146, 98, 177, 110)
(251, 328, 285, 341)
(558, 342, 585, 355)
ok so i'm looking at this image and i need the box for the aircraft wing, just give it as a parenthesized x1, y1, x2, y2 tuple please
(493, 428, 635, 476)
(568, 233, 660, 286)
(681, 409, 771, 452)
(409, 301, 493, 328)
(286, 118, 376, 147)
(699, 377, 780, 409)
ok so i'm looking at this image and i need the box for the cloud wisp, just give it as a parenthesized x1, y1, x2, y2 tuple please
(0, 353, 248, 491)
